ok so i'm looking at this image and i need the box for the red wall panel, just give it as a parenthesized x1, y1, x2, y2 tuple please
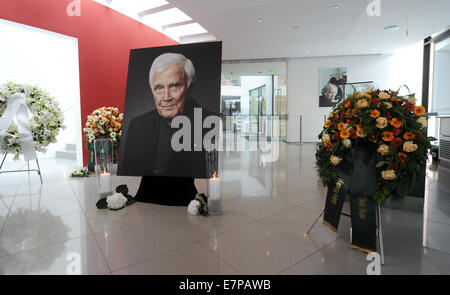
(0, 0, 177, 165)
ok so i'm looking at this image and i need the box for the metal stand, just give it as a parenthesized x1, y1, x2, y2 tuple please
(0, 153, 43, 183)
(305, 205, 385, 265)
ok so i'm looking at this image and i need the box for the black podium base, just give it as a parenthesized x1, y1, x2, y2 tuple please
(134, 176, 198, 206)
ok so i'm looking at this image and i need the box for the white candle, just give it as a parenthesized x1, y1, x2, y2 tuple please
(98, 172, 111, 193)
(209, 176, 221, 200)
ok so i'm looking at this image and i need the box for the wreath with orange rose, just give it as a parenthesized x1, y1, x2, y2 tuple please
(315, 88, 435, 204)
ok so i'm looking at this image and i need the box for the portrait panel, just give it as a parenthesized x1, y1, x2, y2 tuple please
(118, 42, 222, 178)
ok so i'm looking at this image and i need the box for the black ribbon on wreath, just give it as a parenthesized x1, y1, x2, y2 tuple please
(323, 142, 378, 253)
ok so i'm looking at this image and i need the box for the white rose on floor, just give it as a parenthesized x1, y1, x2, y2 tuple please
(106, 193, 128, 210)
(378, 92, 390, 99)
(377, 144, 390, 156)
(376, 117, 388, 129)
(381, 170, 396, 180)
(417, 117, 427, 128)
(322, 133, 330, 142)
(343, 139, 351, 148)
(330, 155, 342, 166)
(403, 141, 418, 152)
(187, 200, 201, 215)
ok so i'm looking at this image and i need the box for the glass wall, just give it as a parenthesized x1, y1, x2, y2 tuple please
(220, 61, 287, 141)
(429, 31, 450, 143)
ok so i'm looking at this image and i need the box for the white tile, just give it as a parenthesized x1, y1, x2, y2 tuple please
(94, 212, 211, 271)
(261, 206, 339, 250)
(201, 222, 316, 274)
(113, 243, 238, 275)
(0, 236, 110, 275)
(0, 212, 92, 256)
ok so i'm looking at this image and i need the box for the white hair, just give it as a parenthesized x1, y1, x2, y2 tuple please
(149, 53, 195, 88)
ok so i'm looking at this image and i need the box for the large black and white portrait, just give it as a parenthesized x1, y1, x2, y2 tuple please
(118, 42, 222, 178)
(319, 67, 347, 107)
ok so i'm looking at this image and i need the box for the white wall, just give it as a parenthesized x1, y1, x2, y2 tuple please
(0, 19, 82, 164)
(286, 42, 424, 142)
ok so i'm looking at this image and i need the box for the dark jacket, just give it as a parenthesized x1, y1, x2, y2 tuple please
(118, 99, 217, 178)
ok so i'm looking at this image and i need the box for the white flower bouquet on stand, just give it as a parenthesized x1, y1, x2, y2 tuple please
(0, 82, 65, 160)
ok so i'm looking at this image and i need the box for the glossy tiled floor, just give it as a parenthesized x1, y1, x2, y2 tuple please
(1, 142, 450, 275)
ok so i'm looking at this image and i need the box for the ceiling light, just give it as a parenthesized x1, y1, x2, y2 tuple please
(142, 7, 192, 28)
(383, 25, 400, 32)
(257, 18, 263, 23)
(265, 40, 271, 43)
(292, 25, 300, 29)
(111, 0, 169, 13)
(332, 5, 339, 9)
(164, 23, 207, 39)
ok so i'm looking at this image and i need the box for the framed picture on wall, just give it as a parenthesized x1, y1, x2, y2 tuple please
(319, 67, 347, 107)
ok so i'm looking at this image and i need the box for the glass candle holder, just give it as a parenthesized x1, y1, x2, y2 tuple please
(94, 138, 113, 198)
(207, 170, 222, 214)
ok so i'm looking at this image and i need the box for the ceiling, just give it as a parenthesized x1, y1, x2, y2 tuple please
(168, 0, 450, 60)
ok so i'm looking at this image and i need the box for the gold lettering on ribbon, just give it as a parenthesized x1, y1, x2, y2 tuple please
(358, 198, 367, 220)
(331, 178, 344, 205)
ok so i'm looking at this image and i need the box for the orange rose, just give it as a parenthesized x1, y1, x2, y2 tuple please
(324, 120, 332, 128)
(356, 129, 365, 138)
(356, 124, 364, 131)
(324, 141, 333, 149)
(390, 118, 402, 128)
(414, 106, 426, 116)
(403, 132, 416, 140)
(398, 152, 407, 163)
(370, 109, 380, 118)
(340, 130, 350, 139)
(337, 122, 346, 131)
(382, 131, 394, 141)
(344, 101, 351, 108)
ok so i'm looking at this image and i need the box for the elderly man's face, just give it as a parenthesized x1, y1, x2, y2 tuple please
(151, 63, 188, 120)
(325, 84, 337, 101)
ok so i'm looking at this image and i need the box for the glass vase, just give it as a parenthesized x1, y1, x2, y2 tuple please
(94, 138, 114, 198)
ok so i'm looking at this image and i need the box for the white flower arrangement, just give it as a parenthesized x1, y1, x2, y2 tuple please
(0, 82, 65, 160)
(187, 200, 201, 215)
(106, 192, 128, 210)
(187, 194, 208, 216)
(83, 107, 123, 147)
(71, 168, 90, 178)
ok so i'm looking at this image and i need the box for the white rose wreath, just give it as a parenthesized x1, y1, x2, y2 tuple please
(0, 82, 65, 160)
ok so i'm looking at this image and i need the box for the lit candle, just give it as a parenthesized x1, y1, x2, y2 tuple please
(209, 171, 221, 200)
(98, 171, 111, 193)
(208, 171, 222, 214)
